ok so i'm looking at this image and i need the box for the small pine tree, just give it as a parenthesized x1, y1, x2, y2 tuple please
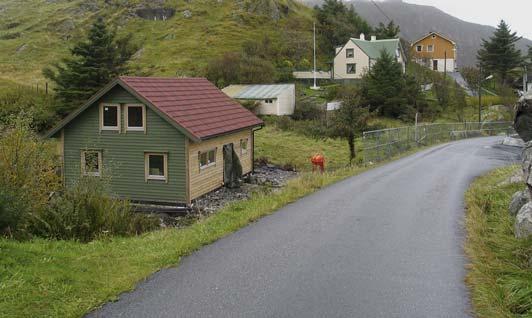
(477, 20, 522, 86)
(374, 21, 400, 39)
(43, 17, 137, 115)
(360, 50, 405, 117)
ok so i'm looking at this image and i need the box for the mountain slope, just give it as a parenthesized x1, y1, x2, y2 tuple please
(0, 0, 313, 85)
(304, 0, 532, 67)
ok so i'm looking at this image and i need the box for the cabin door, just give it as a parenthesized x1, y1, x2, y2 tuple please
(433, 60, 438, 71)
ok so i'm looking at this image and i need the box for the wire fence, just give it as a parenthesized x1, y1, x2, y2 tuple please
(362, 121, 514, 164)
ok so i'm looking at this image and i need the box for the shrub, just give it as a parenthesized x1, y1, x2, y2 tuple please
(292, 97, 324, 121)
(0, 118, 60, 236)
(27, 178, 159, 242)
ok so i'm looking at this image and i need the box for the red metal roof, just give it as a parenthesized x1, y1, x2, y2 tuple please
(120, 76, 263, 140)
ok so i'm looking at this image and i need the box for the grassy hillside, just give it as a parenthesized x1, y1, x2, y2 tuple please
(0, 0, 313, 85)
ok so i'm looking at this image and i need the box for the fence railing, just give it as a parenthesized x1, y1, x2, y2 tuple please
(362, 121, 514, 164)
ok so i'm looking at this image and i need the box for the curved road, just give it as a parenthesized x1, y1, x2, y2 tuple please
(89, 137, 520, 318)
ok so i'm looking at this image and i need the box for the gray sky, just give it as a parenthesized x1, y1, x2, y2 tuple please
(403, 0, 532, 39)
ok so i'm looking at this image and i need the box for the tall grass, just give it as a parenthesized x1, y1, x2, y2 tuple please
(465, 166, 532, 318)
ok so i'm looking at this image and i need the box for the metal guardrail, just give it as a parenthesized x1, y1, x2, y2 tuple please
(362, 122, 514, 164)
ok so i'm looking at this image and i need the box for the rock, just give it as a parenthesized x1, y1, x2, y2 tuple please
(183, 10, 192, 18)
(15, 44, 27, 54)
(514, 91, 532, 142)
(136, 8, 176, 20)
(509, 190, 529, 217)
(521, 141, 532, 189)
(502, 135, 524, 148)
(515, 202, 532, 239)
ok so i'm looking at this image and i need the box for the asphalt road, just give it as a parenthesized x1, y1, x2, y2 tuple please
(89, 137, 520, 318)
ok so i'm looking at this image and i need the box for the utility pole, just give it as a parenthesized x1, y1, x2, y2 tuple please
(310, 22, 320, 90)
(478, 65, 482, 124)
(444, 50, 447, 79)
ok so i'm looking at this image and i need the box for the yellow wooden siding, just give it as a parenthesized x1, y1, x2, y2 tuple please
(188, 129, 253, 201)
(411, 35, 455, 59)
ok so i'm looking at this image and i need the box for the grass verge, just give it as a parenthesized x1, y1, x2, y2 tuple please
(464, 166, 532, 318)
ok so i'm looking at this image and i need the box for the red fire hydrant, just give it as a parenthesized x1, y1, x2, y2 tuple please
(311, 154, 325, 173)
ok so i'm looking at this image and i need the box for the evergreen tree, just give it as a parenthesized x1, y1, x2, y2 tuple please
(374, 21, 400, 39)
(360, 50, 405, 117)
(477, 20, 522, 85)
(315, 0, 372, 56)
(43, 17, 137, 114)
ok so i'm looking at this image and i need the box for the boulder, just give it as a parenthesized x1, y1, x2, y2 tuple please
(521, 141, 532, 189)
(509, 190, 529, 216)
(183, 10, 192, 18)
(515, 202, 532, 239)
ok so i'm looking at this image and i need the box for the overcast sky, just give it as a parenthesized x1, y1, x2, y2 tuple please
(402, 0, 532, 39)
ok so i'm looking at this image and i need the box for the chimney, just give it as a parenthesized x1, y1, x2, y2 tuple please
(371, 35, 377, 41)
(359, 33, 365, 40)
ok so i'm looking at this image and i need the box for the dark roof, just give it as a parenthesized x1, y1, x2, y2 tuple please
(45, 77, 263, 141)
(120, 77, 263, 140)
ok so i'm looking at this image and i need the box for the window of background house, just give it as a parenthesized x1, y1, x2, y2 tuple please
(199, 149, 216, 169)
(126, 105, 144, 131)
(240, 138, 248, 155)
(81, 151, 102, 177)
(145, 153, 167, 181)
(427, 45, 434, 52)
(346, 63, 356, 74)
(101, 104, 119, 130)
(265, 99, 274, 104)
(416, 45, 423, 52)
(346, 48, 354, 58)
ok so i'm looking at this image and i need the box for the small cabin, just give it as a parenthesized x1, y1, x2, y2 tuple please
(222, 84, 295, 116)
(45, 77, 263, 205)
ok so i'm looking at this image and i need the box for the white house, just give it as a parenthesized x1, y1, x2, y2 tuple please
(222, 84, 295, 116)
(333, 34, 406, 80)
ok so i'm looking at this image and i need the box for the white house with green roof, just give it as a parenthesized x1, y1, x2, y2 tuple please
(333, 34, 405, 80)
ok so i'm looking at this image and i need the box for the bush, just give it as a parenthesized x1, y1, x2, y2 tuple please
(292, 98, 324, 121)
(0, 118, 60, 237)
(0, 86, 58, 132)
(27, 178, 159, 242)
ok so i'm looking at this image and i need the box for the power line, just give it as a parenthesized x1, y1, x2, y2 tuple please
(369, 0, 392, 23)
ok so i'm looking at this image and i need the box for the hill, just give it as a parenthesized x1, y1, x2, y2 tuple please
(303, 0, 532, 67)
(0, 0, 313, 85)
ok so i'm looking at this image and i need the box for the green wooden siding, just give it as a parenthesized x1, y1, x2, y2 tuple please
(62, 86, 187, 203)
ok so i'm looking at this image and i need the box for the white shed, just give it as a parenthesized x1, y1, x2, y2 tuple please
(222, 84, 295, 116)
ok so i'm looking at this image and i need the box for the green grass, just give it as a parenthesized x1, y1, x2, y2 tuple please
(255, 125, 354, 171)
(0, 162, 375, 317)
(0, 0, 313, 85)
(465, 166, 532, 318)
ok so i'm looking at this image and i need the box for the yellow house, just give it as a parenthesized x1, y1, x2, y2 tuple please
(411, 32, 457, 72)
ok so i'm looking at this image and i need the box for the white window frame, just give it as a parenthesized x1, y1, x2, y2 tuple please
(199, 148, 217, 170)
(145, 152, 168, 182)
(346, 48, 354, 58)
(427, 45, 434, 52)
(100, 103, 121, 131)
(346, 63, 356, 74)
(240, 138, 249, 155)
(416, 45, 423, 52)
(125, 104, 146, 132)
(81, 150, 102, 177)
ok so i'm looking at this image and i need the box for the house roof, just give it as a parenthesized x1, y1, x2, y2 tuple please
(45, 77, 263, 141)
(223, 84, 294, 100)
(350, 38, 401, 60)
(411, 31, 456, 46)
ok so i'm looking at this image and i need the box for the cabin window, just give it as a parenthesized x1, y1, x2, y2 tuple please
(265, 99, 274, 104)
(346, 48, 354, 58)
(416, 45, 423, 52)
(101, 104, 120, 130)
(126, 105, 145, 131)
(81, 150, 102, 177)
(145, 153, 168, 181)
(240, 138, 248, 155)
(427, 45, 434, 52)
(199, 149, 216, 169)
(346, 63, 356, 74)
